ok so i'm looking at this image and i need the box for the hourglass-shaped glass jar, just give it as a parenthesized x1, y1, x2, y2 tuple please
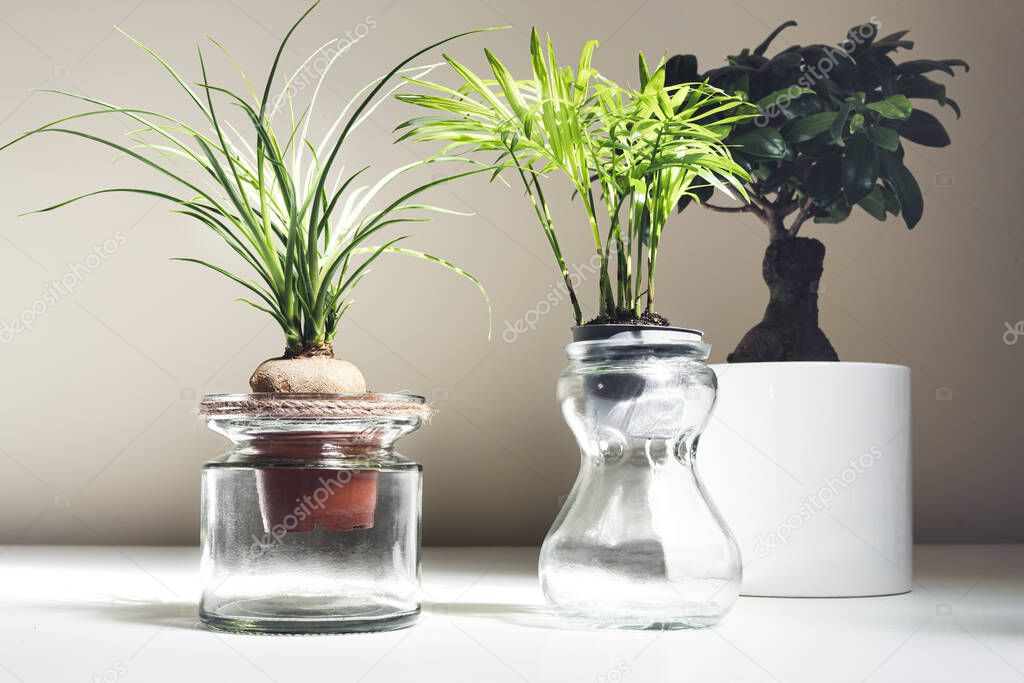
(539, 326, 741, 629)
(198, 393, 427, 634)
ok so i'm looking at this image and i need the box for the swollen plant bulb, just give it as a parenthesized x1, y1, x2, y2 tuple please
(539, 326, 741, 629)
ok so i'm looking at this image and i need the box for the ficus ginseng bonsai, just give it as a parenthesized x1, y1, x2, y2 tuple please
(665, 20, 967, 361)
(2, 3, 494, 392)
(395, 29, 754, 328)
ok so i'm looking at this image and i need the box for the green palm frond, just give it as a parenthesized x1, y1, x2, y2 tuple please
(397, 29, 755, 322)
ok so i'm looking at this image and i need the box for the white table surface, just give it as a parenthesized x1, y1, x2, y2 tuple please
(0, 545, 1020, 683)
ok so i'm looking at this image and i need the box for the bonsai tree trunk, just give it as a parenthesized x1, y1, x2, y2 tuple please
(729, 235, 838, 362)
(705, 195, 839, 362)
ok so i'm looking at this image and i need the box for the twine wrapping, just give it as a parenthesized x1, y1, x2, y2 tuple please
(199, 393, 432, 422)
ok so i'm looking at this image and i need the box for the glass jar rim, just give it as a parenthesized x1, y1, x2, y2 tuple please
(566, 338, 711, 361)
(566, 327, 710, 361)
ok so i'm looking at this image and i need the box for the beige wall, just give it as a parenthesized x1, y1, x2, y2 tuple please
(0, 0, 1021, 545)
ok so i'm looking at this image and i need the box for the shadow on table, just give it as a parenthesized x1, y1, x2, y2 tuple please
(422, 600, 571, 630)
(42, 598, 572, 631)
(28, 598, 202, 631)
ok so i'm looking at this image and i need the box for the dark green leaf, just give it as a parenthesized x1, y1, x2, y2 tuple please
(879, 150, 923, 228)
(754, 20, 798, 56)
(754, 87, 815, 113)
(896, 58, 969, 77)
(866, 94, 912, 120)
(897, 75, 961, 118)
(830, 102, 852, 146)
(862, 40, 914, 57)
(761, 52, 802, 76)
(892, 109, 951, 147)
(731, 127, 790, 158)
(846, 23, 880, 52)
(805, 157, 841, 202)
(704, 63, 755, 84)
(858, 185, 887, 220)
(882, 185, 900, 214)
(784, 111, 838, 142)
(664, 54, 699, 87)
(866, 125, 899, 151)
(841, 134, 879, 204)
(813, 198, 852, 223)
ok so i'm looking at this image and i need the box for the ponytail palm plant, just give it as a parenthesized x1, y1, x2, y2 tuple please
(3, 3, 495, 391)
(396, 29, 755, 326)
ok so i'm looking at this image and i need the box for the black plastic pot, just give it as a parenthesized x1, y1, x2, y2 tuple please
(571, 324, 703, 343)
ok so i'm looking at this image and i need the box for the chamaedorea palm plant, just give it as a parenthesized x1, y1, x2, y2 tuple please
(396, 29, 755, 327)
(2, 3, 495, 392)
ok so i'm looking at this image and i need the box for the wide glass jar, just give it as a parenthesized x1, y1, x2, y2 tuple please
(198, 393, 427, 634)
(539, 326, 741, 629)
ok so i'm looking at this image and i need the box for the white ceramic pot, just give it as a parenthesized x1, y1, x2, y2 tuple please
(699, 362, 912, 597)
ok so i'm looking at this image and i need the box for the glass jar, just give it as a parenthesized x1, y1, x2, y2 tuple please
(539, 327, 741, 629)
(198, 393, 426, 634)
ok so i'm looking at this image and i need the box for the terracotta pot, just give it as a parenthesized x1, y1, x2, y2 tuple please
(251, 434, 380, 534)
(255, 468, 379, 533)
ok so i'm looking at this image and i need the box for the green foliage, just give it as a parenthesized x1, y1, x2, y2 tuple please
(668, 20, 967, 232)
(396, 29, 754, 323)
(2, 3, 496, 352)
